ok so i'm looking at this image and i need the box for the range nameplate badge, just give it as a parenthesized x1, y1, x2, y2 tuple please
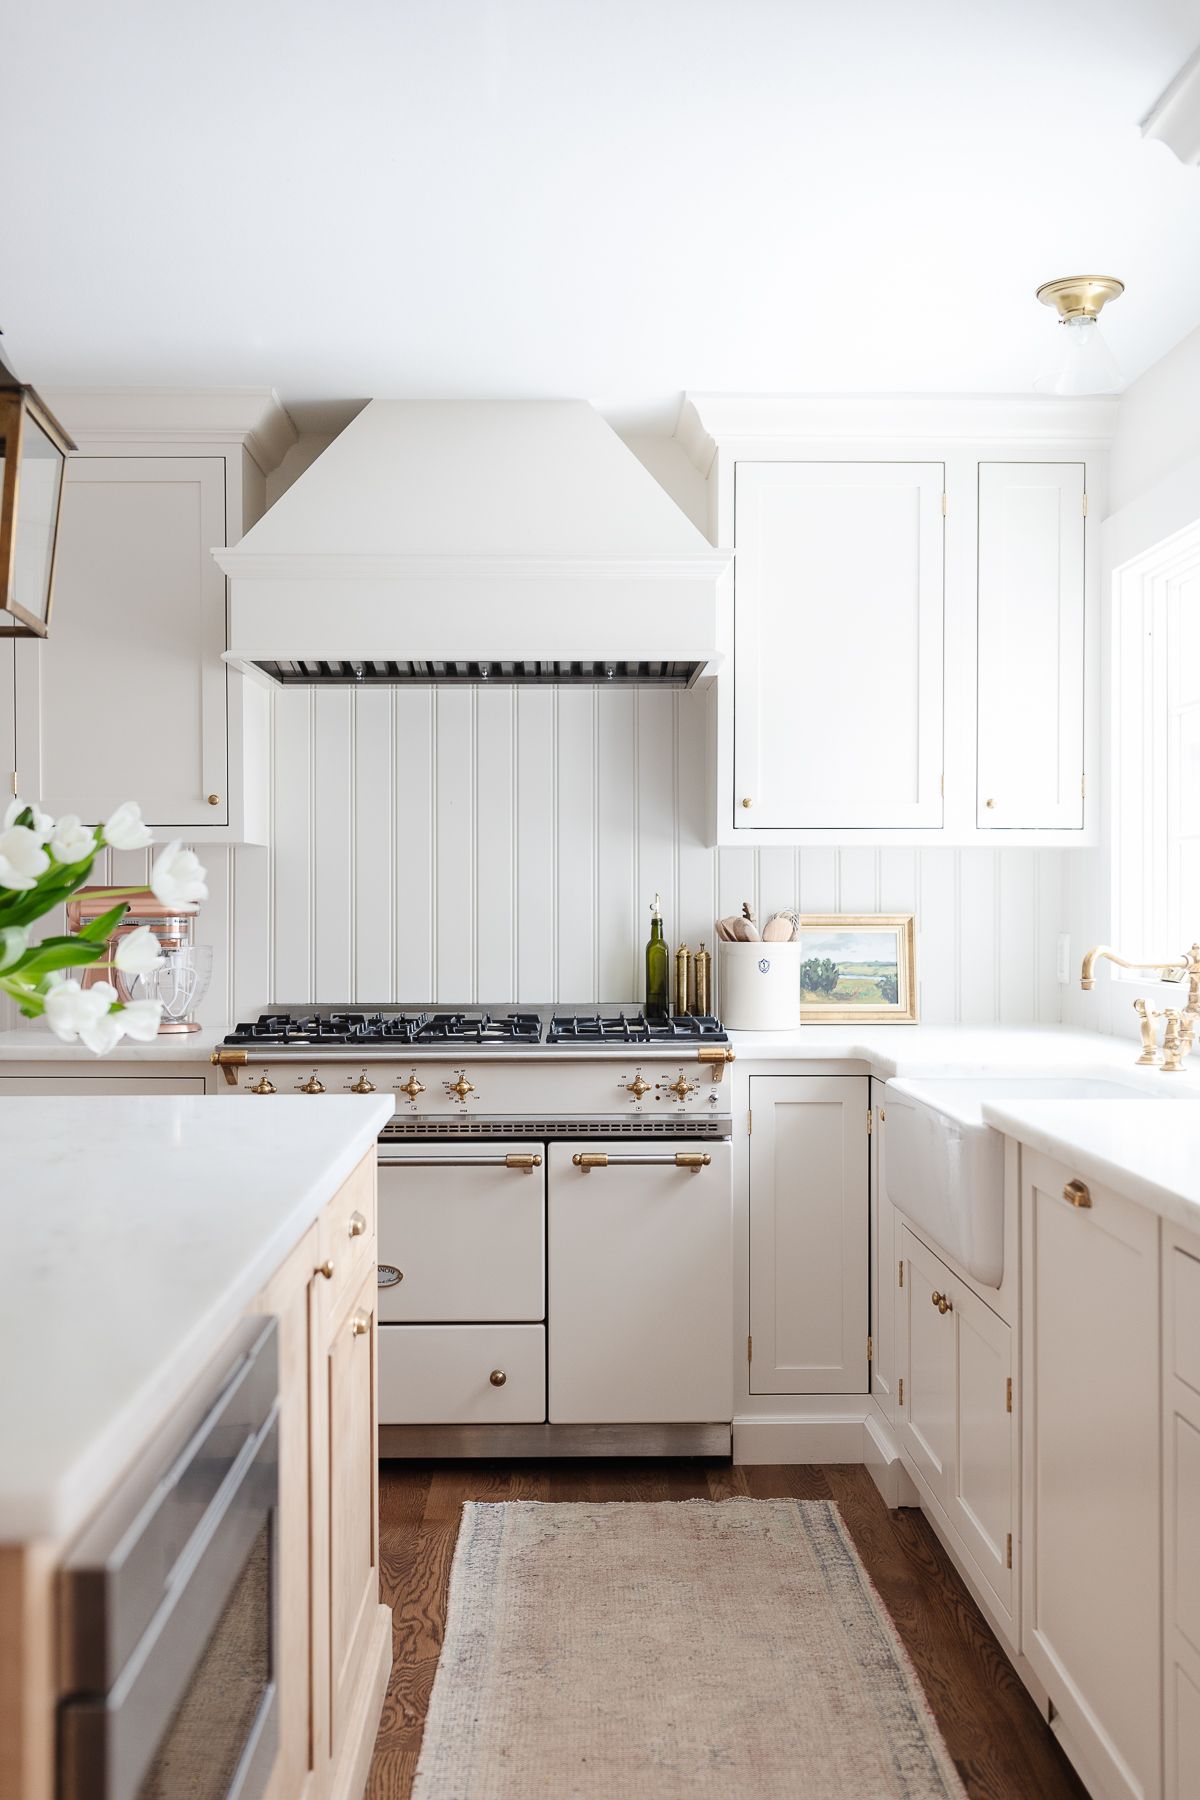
(377, 1265, 403, 1288)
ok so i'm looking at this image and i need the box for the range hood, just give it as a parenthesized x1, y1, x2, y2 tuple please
(219, 399, 730, 687)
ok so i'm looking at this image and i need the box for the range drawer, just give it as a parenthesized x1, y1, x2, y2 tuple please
(377, 1144, 544, 1322)
(378, 1324, 546, 1425)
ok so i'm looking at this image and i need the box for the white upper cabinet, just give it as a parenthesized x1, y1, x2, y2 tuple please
(976, 462, 1086, 830)
(12, 391, 293, 843)
(733, 461, 945, 831)
(682, 394, 1111, 845)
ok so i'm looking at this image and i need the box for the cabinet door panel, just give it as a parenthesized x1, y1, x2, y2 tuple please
(734, 461, 944, 829)
(898, 1227, 955, 1502)
(977, 463, 1085, 829)
(322, 1265, 380, 1755)
(749, 1076, 869, 1394)
(950, 1280, 1013, 1614)
(26, 457, 228, 828)
(377, 1148, 545, 1322)
(870, 1100, 896, 1417)
(1021, 1152, 1160, 1800)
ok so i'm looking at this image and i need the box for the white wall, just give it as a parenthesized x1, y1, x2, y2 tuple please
(1062, 324, 1200, 1039)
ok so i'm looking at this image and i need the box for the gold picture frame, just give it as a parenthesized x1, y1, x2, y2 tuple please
(798, 914, 917, 1023)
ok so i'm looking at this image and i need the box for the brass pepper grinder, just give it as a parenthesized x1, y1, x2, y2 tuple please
(694, 942, 712, 1017)
(674, 942, 692, 1017)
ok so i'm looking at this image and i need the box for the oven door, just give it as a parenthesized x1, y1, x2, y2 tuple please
(59, 1319, 280, 1800)
(547, 1139, 733, 1425)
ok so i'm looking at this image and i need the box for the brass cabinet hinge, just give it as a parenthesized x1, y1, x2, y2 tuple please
(1081, 771, 1087, 800)
(747, 1110, 752, 1135)
(898, 1259, 904, 1289)
(867, 1335, 873, 1362)
(1006, 1376, 1013, 1414)
(898, 1377, 904, 1406)
(1082, 491, 1088, 517)
(746, 1334, 753, 1363)
(9, 770, 15, 797)
(1006, 1532, 1013, 1569)
(867, 1109, 873, 1136)
(941, 491, 948, 517)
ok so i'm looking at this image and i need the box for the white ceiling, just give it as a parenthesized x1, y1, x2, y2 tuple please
(6, 0, 1200, 433)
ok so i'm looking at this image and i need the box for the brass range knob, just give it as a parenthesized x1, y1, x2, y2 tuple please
(299, 1071, 326, 1094)
(931, 1289, 953, 1315)
(398, 1074, 425, 1100)
(249, 1071, 276, 1095)
(449, 1073, 475, 1101)
(350, 1071, 376, 1093)
(489, 1370, 507, 1387)
(666, 1074, 696, 1102)
(626, 1074, 651, 1100)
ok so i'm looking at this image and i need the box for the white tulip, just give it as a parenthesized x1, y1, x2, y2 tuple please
(117, 999, 163, 1041)
(114, 926, 165, 976)
(103, 801, 154, 851)
(0, 826, 51, 891)
(150, 841, 208, 907)
(3, 798, 53, 842)
(43, 979, 110, 1044)
(48, 814, 98, 866)
(79, 1008, 126, 1056)
(0, 925, 29, 970)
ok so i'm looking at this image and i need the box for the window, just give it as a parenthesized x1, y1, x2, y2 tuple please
(1112, 520, 1200, 966)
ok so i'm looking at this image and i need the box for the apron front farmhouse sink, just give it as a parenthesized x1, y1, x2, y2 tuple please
(881, 1076, 1167, 1287)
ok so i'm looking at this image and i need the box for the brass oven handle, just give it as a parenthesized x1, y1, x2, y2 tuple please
(1063, 1179, 1092, 1209)
(572, 1151, 712, 1172)
(210, 1048, 248, 1087)
(376, 1154, 542, 1170)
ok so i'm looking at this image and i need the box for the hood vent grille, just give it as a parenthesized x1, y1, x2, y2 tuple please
(251, 659, 704, 688)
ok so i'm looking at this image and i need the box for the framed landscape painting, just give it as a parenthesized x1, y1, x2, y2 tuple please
(798, 914, 917, 1023)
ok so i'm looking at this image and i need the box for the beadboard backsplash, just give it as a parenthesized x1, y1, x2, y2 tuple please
(162, 682, 1067, 1031)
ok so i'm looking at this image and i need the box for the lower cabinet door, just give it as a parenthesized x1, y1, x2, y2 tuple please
(898, 1226, 956, 1505)
(547, 1141, 733, 1424)
(321, 1264, 381, 1756)
(1021, 1151, 1160, 1800)
(378, 1324, 546, 1425)
(947, 1279, 1014, 1618)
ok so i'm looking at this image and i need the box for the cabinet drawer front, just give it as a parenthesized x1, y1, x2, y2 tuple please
(378, 1325, 546, 1425)
(377, 1148, 545, 1322)
(316, 1153, 377, 1318)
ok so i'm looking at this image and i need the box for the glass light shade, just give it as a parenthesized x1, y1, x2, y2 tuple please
(1033, 315, 1123, 396)
(0, 383, 75, 637)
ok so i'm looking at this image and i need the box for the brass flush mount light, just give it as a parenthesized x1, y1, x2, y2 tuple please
(1034, 276, 1125, 395)
(0, 336, 75, 637)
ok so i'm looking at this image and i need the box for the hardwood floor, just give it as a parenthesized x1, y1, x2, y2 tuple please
(367, 1459, 1088, 1800)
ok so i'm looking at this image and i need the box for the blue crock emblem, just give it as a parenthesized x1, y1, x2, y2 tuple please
(758, 958, 770, 974)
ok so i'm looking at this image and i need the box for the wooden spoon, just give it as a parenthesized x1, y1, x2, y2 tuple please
(762, 914, 793, 942)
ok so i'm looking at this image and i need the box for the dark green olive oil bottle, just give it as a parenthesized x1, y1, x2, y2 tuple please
(645, 892, 668, 1020)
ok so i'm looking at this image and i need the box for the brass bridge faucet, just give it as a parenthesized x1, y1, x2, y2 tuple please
(1080, 943, 1200, 1071)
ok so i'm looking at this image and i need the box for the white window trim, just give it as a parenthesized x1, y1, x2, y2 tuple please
(1111, 517, 1200, 992)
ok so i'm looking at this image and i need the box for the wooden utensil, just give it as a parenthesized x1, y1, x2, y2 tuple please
(762, 914, 793, 942)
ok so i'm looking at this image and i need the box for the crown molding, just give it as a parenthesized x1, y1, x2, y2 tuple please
(676, 392, 1121, 473)
(215, 549, 731, 580)
(1142, 44, 1200, 165)
(40, 387, 298, 474)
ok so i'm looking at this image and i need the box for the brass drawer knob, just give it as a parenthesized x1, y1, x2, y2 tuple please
(207, 793, 221, 806)
(985, 798, 996, 809)
(316, 1259, 335, 1280)
(741, 796, 753, 809)
(1063, 1179, 1092, 1209)
(350, 1310, 371, 1338)
(931, 1289, 953, 1314)
(489, 1369, 507, 1387)
(348, 1209, 366, 1238)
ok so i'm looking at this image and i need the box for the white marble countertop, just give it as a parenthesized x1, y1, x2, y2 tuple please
(0, 1095, 391, 1544)
(980, 1096, 1200, 1235)
(0, 1025, 219, 1060)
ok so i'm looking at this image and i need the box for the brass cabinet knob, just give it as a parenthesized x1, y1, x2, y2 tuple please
(348, 1210, 366, 1238)
(627, 1074, 651, 1100)
(350, 1310, 371, 1338)
(207, 793, 221, 806)
(350, 1071, 376, 1093)
(985, 798, 996, 809)
(449, 1074, 475, 1100)
(316, 1260, 335, 1280)
(249, 1071, 276, 1095)
(931, 1289, 953, 1314)
(741, 796, 753, 809)
(489, 1370, 507, 1387)
(398, 1074, 425, 1100)
(1063, 1179, 1092, 1209)
(300, 1071, 325, 1094)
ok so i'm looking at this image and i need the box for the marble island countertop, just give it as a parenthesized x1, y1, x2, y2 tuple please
(0, 1094, 391, 1544)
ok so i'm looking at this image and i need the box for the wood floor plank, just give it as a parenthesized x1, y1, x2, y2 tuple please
(367, 1459, 1087, 1800)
